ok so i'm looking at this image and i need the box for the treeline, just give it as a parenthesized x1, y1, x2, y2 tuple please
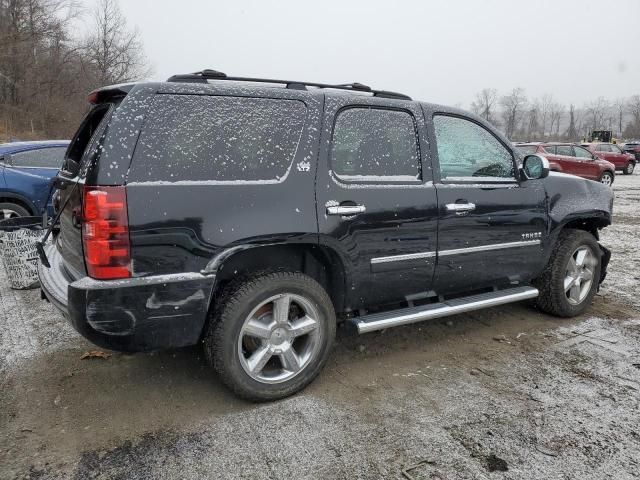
(471, 88, 640, 142)
(0, 0, 149, 142)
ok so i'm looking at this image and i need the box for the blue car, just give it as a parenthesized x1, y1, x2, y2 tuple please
(0, 140, 70, 219)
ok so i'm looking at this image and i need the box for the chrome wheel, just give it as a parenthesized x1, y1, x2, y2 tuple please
(600, 173, 613, 186)
(564, 246, 597, 305)
(238, 293, 321, 384)
(1, 208, 21, 220)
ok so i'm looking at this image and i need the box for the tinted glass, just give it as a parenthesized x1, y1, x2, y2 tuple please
(11, 147, 66, 168)
(433, 115, 514, 180)
(331, 108, 420, 181)
(573, 146, 593, 159)
(543, 145, 556, 154)
(133, 95, 307, 182)
(556, 145, 573, 156)
(515, 145, 537, 154)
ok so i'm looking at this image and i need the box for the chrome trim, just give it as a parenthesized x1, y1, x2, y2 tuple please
(353, 286, 539, 334)
(326, 205, 366, 216)
(439, 240, 540, 257)
(371, 251, 436, 265)
(445, 202, 476, 214)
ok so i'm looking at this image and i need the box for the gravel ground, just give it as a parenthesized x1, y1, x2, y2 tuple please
(1, 175, 639, 480)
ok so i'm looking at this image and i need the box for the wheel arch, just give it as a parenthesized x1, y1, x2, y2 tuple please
(0, 192, 37, 215)
(206, 243, 349, 318)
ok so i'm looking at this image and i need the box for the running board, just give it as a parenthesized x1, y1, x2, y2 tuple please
(349, 286, 539, 334)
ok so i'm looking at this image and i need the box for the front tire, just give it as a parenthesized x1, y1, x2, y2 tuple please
(623, 162, 635, 175)
(204, 271, 336, 401)
(534, 229, 601, 317)
(599, 171, 614, 186)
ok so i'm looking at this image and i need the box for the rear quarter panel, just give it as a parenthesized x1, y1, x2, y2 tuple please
(124, 87, 324, 277)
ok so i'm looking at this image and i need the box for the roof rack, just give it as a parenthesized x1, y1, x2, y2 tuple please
(166, 69, 412, 101)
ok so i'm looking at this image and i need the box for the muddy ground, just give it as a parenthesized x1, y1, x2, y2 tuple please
(1, 175, 639, 480)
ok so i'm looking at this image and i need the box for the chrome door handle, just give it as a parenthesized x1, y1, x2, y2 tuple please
(446, 203, 476, 215)
(327, 205, 367, 216)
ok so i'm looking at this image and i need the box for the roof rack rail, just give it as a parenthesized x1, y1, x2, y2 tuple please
(166, 69, 412, 100)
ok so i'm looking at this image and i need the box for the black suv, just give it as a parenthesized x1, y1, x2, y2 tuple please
(39, 70, 613, 401)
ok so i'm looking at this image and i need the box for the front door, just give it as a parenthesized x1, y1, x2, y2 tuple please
(425, 110, 548, 294)
(316, 95, 438, 311)
(571, 145, 601, 179)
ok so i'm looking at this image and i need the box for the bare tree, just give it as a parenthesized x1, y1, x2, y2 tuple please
(82, 0, 150, 86)
(566, 104, 577, 140)
(471, 88, 498, 125)
(499, 88, 527, 140)
(538, 94, 553, 139)
(613, 98, 626, 137)
(548, 101, 565, 140)
(584, 97, 609, 131)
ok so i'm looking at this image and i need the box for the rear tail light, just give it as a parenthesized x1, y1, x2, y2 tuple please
(82, 186, 131, 279)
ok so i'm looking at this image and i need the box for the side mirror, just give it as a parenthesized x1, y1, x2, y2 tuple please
(521, 154, 549, 180)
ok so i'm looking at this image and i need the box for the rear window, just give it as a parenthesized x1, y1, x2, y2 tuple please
(515, 145, 537, 155)
(131, 95, 307, 183)
(11, 147, 66, 168)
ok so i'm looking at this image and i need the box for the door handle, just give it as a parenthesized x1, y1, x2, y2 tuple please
(446, 202, 476, 215)
(327, 204, 367, 216)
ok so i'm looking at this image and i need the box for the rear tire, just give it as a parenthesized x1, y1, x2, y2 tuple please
(534, 229, 601, 317)
(0, 202, 30, 219)
(623, 162, 635, 175)
(204, 271, 336, 402)
(599, 171, 614, 186)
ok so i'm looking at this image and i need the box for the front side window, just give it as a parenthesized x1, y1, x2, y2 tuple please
(331, 108, 421, 181)
(596, 144, 610, 152)
(11, 147, 66, 168)
(556, 145, 573, 156)
(133, 95, 307, 182)
(433, 115, 514, 180)
(573, 146, 593, 159)
(610, 144, 622, 154)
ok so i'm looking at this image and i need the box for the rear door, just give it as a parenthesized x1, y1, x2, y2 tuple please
(316, 95, 438, 310)
(426, 111, 547, 293)
(553, 145, 582, 176)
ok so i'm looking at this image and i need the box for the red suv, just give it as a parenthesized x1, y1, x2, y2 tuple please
(515, 143, 616, 186)
(582, 142, 636, 175)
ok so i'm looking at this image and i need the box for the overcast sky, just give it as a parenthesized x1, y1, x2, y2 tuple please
(111, 0, 639, 108)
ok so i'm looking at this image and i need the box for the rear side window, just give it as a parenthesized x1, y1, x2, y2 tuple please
(556, 145, 573, 156)
(11, 147, 66, 168)
(132, 95, 307, 183)
(331, 108, 421, 182)
(595, 144, 610, 152)
(433, 115, 514, 180)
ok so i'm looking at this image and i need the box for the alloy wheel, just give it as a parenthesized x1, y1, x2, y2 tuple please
(564, 246, 596, 305)
(600, 173, 613, 186)
(237, 293, 321, 384)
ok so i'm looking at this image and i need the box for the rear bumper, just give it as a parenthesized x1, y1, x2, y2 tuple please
(38, 244, 216, 352)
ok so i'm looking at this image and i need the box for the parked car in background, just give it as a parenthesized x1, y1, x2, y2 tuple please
(582, 142, 636, 175)
(0, 140, 69, 218)
(515, 142, 616, 186)
(621, 141, 640, 162)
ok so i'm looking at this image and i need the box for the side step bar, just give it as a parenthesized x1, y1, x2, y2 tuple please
(349, 286, 539, 334)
